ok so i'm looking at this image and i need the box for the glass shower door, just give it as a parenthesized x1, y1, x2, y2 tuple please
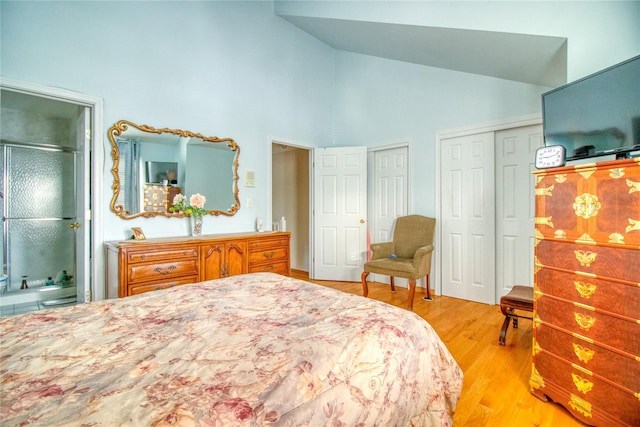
(2, 144, 79, 307)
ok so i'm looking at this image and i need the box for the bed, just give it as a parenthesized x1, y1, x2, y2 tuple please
(0, 272, 463, 426)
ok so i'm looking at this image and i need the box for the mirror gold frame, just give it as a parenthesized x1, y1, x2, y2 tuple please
(108, 120, 240, 219)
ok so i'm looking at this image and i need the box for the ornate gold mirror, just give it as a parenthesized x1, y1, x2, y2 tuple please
(108, 120, 240, 219)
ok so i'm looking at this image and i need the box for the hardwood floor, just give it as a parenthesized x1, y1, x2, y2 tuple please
(291, 271, 588, 427)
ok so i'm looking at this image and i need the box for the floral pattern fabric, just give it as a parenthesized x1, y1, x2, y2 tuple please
(0, 273, 463, 426)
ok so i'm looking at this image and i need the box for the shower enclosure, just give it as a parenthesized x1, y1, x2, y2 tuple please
(0, 89, 90, 316)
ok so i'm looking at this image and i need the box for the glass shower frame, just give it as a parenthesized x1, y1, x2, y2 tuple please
(0, 88, 90, 315)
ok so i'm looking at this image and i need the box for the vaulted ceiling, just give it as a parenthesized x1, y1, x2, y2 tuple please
(277, 14, 567, 87)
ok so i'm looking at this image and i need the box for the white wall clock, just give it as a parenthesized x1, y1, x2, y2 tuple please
(535, 145, 566, 169)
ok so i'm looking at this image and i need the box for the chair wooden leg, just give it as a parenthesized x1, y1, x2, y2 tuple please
(423, 274, 433, 301)
(361, 272, 370, 297)
(499, 314, 511, 346)
(390, 277, 396, 292)
(407, 279, 416, 310)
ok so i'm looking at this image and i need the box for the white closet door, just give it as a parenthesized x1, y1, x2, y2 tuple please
(440, 132, 496, 304)
(495, 125, 543, 296)
(371, 145, 409, 285)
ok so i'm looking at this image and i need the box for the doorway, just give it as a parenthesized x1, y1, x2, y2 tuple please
(271, 142, 310, 273)
(0, 80, 103, 315)
(271, 142, 368, 282)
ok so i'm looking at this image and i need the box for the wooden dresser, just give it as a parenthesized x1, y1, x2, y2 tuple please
(105, 232, 290, 298)
(531, 158, 640, 426)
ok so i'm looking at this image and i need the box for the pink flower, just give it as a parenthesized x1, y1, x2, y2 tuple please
(173, 193, 187, 206)
(189, 193, 206, 209)
(169, 192, 207, 216)
(152, 405, 195, 427)
(210, 397, 254, 423)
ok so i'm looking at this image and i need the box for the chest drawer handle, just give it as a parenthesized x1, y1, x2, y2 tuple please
(571, 373, 594, 395)
(574, 281, 596, 299)
(573, 343, 595, 363)
(263, 265, 275, 271)
(574, 313, 596, 330)
(262, 251, 275, 259)
(574, 250, 597, 267)
(568, 394, 592, 419)
(154, 265, 177, 275)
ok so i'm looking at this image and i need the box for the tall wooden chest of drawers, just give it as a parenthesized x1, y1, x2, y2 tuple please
(531, 158, 640, 426)
(106, 232, 290, 298)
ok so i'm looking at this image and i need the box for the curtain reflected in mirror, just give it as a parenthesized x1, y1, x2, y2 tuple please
(108, 120, 240, 219)
(115, 137, 141, 214)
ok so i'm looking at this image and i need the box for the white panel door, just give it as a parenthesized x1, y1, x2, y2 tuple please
(441, 132, 496, 304)
(372, 146, 408, 242)
(371, 146, 408, 284)
(312, 146, 367, 281)
(495, 125, 543, 296)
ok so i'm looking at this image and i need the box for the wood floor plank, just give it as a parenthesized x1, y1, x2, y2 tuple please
(291, 271, 588, 427)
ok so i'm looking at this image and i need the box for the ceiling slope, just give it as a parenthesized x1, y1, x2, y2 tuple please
(278, 14, 567, 87)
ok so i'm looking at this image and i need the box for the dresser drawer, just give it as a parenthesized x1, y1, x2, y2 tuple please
(127, 247, 198, 264)
(128, 260, 199, 284)
(249, 247, 288, 264)
(536, 268, 640, 319)
(533, 352, 640, 426)
(129, 276, 198, 295)
(248, 260, 289, 275)
(536, 239, 640, 282)
(535, 324, 639, 392)
(248, 235, 289, 250)
(536, 295, 640, 356)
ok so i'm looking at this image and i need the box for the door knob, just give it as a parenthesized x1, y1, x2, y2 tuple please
(70, 222, 80, 229)
(360, 219, 365, 224)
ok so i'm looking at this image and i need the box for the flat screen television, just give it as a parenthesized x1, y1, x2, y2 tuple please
(542, 55, 640, 161)
(145, 161, 178, 185)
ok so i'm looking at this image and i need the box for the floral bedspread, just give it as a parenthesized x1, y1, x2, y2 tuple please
(0, 273, 462, 426)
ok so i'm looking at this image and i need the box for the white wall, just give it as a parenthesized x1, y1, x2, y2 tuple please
(332, 52, 549, 215)
(0, 0, 335, 241)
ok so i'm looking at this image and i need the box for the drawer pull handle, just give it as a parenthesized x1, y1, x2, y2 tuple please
(568, 394, 593, 419)
(263, 265, 275, 271)
(574, 250, 597, 267)
(154, 265, 177, 275)
(573, 343, 595, 363)
(571, 373, 594, 395)
(574, 313, 596, 330)
(263, 251, 275, 259)
(574, 281, 596, 299)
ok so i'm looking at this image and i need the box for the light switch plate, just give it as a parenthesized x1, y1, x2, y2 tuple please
(245, 170, 255, 187)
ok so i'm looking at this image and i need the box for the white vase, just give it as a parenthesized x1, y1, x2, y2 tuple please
(190, 215, 203, 236)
